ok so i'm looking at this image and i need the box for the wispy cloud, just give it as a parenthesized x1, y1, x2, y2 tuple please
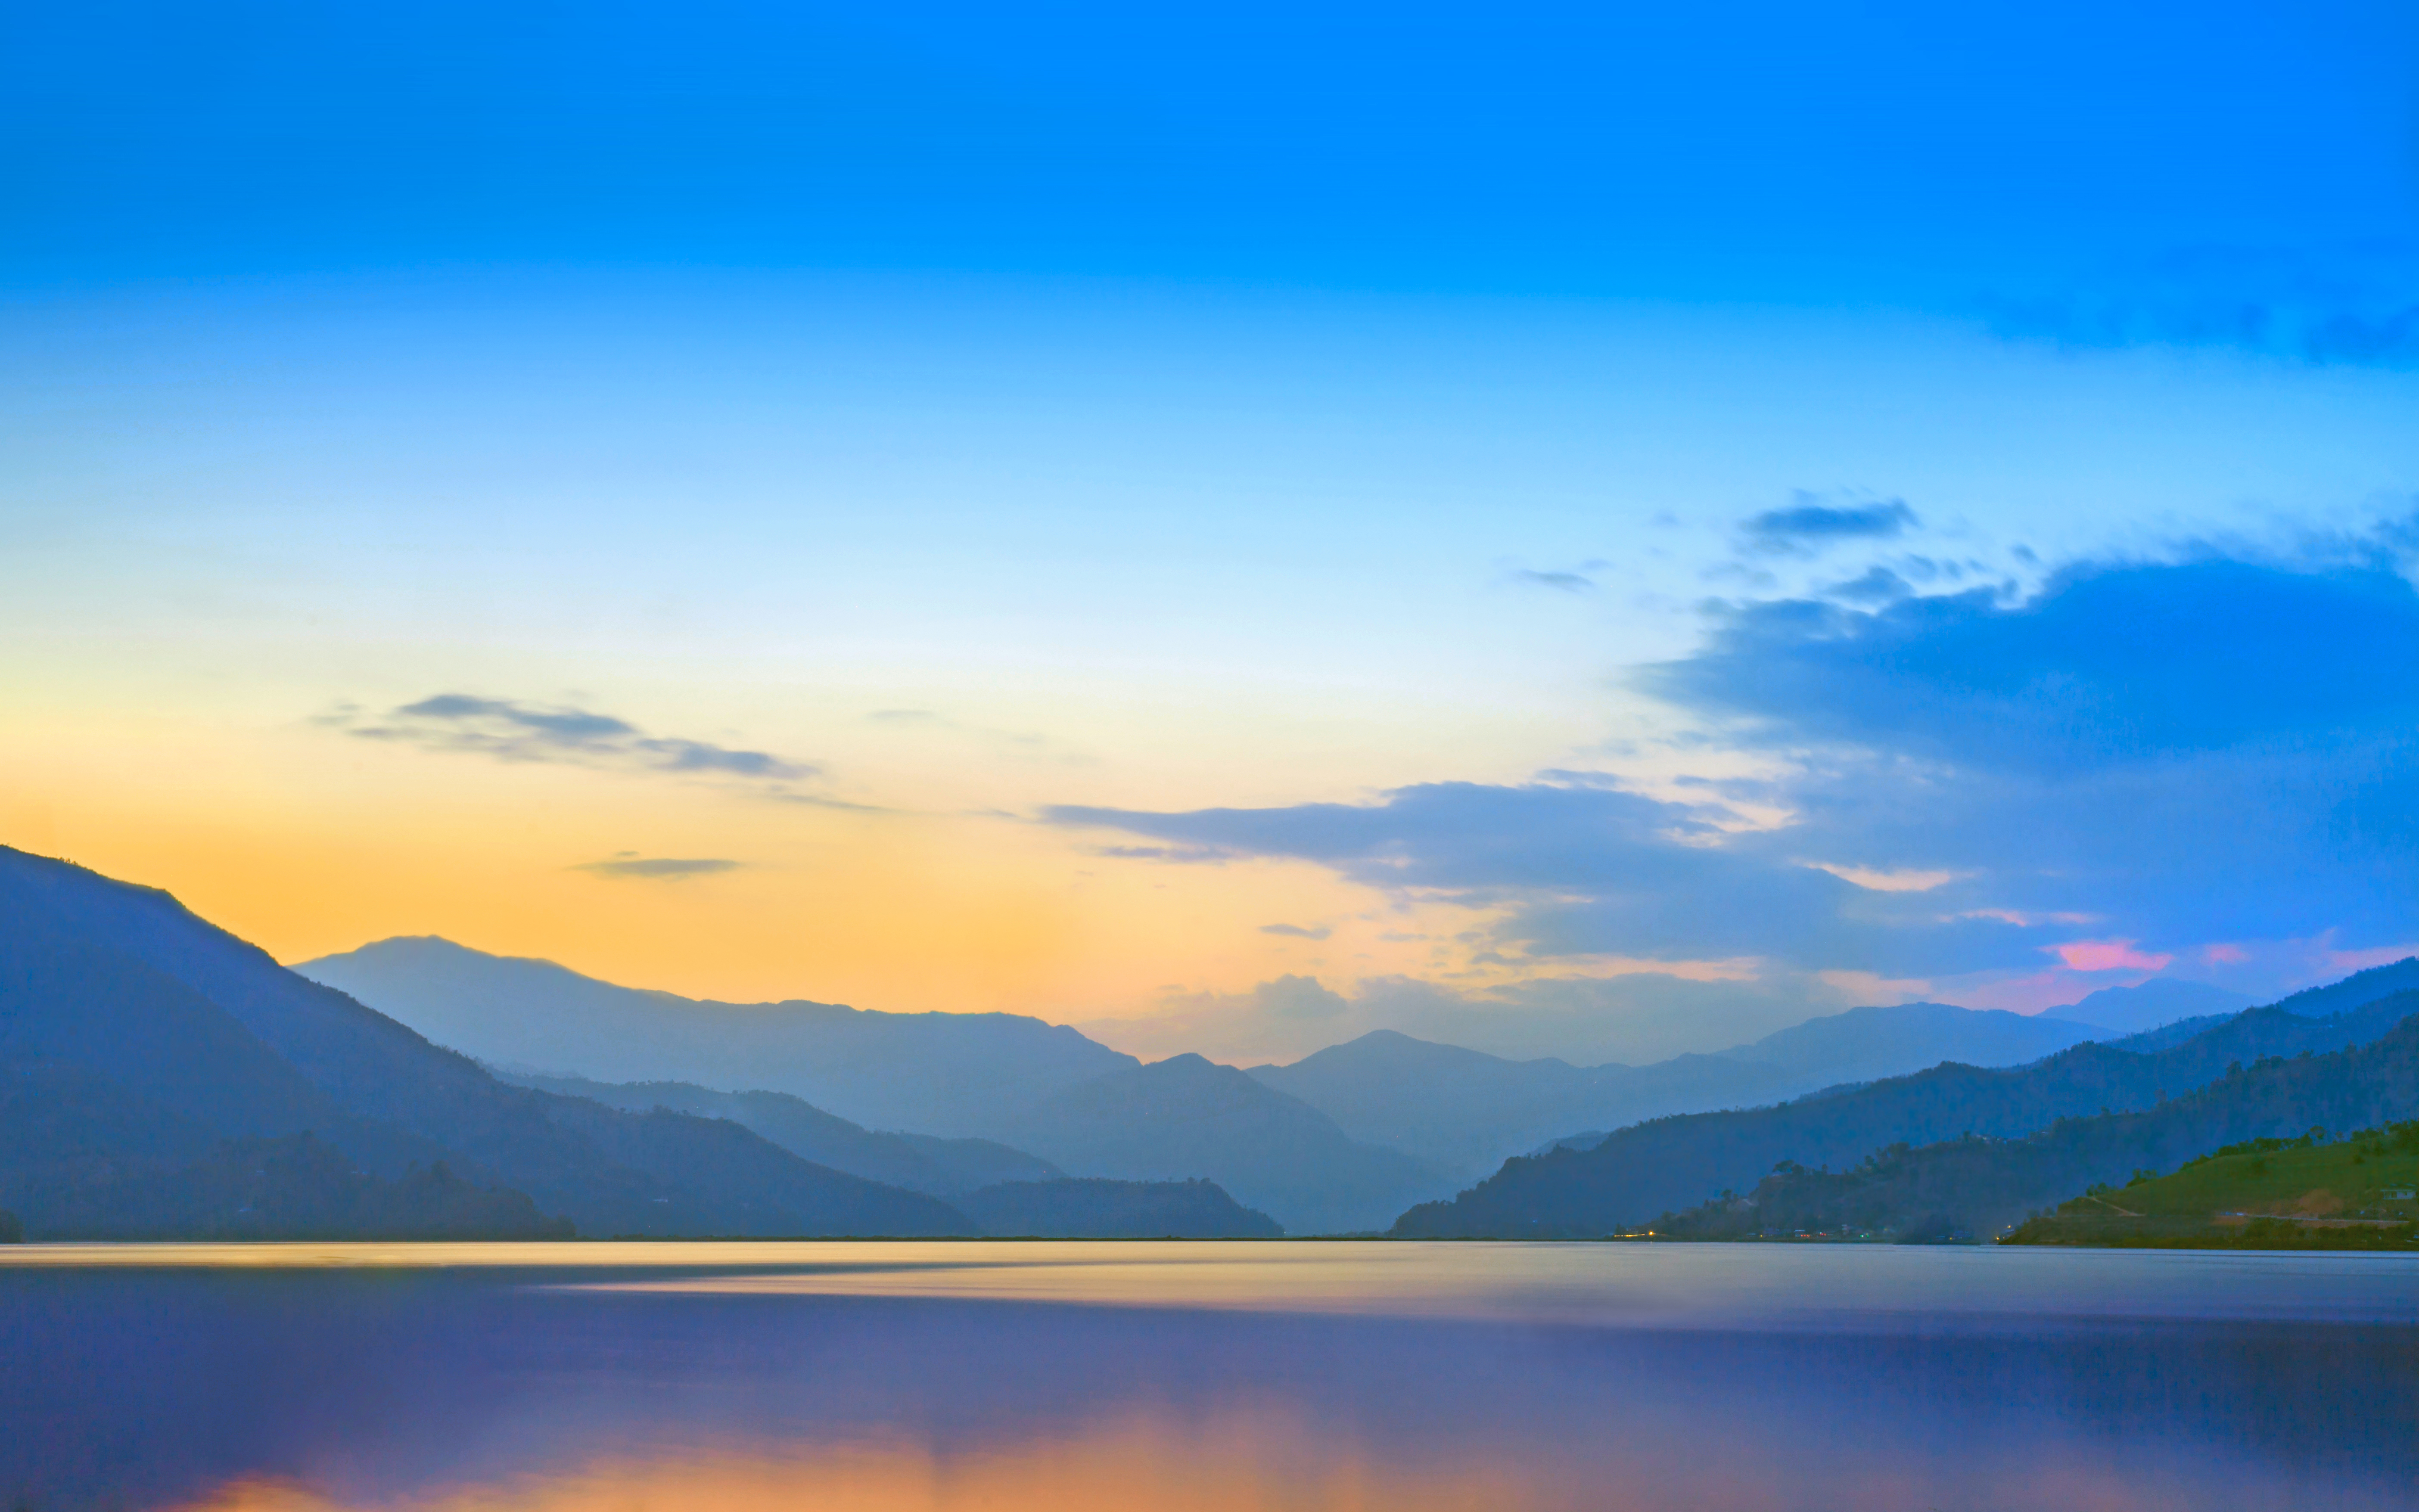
(1511, 568, 1595, 593)
(326, 693, 818, 790)
(574, 855, 743, 881)
(1260, 922, 1333, 939)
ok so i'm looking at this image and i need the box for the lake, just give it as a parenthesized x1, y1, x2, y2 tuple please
(6, 1241, 2416, 1510)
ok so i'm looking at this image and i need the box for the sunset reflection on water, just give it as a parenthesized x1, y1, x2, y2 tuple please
(7, 1243, 2417, 1512)
(160, 1419, 2362, 1512)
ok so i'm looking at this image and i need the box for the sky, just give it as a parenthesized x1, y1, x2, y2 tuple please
(4, 1, 2416, 1065)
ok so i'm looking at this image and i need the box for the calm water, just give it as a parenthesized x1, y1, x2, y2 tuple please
(5, 1241, 2416, 1510)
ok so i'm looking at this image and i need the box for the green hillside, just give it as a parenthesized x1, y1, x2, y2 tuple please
(2005, 1122, 2419, 1249)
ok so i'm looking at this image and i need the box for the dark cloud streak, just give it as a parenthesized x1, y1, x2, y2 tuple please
(1741, 495, 1916, 550)
(334, 693, 818, 788)
(575, 856, 743, 881)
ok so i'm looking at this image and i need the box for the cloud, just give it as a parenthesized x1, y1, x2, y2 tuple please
(1741, 494, 1917, 552)
(1511, 569, 1594, 593)
(574, 855, 743, 881)
(1255, 974, 1348, 1018)
(1822, 565, 1912, 603)
(1640, 556, 2419, 774)
(1051, 535, 2419, 998)
(1260, 922, 1333, 939)
(330, 694, 818, 788)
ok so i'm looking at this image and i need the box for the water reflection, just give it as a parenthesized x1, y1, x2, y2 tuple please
(5, 1243, 2415, 1511)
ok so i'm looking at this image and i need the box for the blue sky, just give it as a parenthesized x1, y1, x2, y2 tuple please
(3, 1, 2415, 1062)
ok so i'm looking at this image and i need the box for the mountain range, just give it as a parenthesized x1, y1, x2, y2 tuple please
(302, 935, 2232, 1205)
(306, 940, 1456, 1232)
(1393, 962, 2419, 1236)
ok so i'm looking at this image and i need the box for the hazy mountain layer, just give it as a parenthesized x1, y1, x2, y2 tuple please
(998, 1053, 1450, 1233)
(1393, 966, 2419, 1236)
(1251, 1004, 2107, 1179)
(298, 937, 1138, 1136)
(502, 1071, 1063, 1195)
(304, 937, 1450, 1229)
(2057, 978, 2251, 1035)
(0, 848, 971, 1239)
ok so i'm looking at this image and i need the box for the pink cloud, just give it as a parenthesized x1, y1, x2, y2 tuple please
(2052, 938, 2173, 973)
(2200, 942, 2250, 966)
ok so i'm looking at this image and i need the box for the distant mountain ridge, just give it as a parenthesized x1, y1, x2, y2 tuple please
(289, 930, 2414, 1235)
(1393, 962, 2419, 1236)
(298, 937, 1138, 1136)
(2057, 978, 2251, 1035)
(995, 1053, 1449, 1234)
(498, 1071, 1064, 1195)
(311, 938, 1449, 1231)
(1250, 1003, 2107, 1178)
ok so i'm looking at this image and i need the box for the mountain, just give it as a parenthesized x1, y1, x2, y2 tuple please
(2058, 978, 2253, 1035)
(958, 1177, 1283, 1238)
(1392, 967, 2419, 1236)
(499, 1071, 1064, 1195)
(0, 847, 971, 1239)
(1652, 1023, 2419, 1244)
(997, 1053, 1450, 1233)
(297, 937, 1138, 1136)
(1250, 1004, 2106, 1179)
